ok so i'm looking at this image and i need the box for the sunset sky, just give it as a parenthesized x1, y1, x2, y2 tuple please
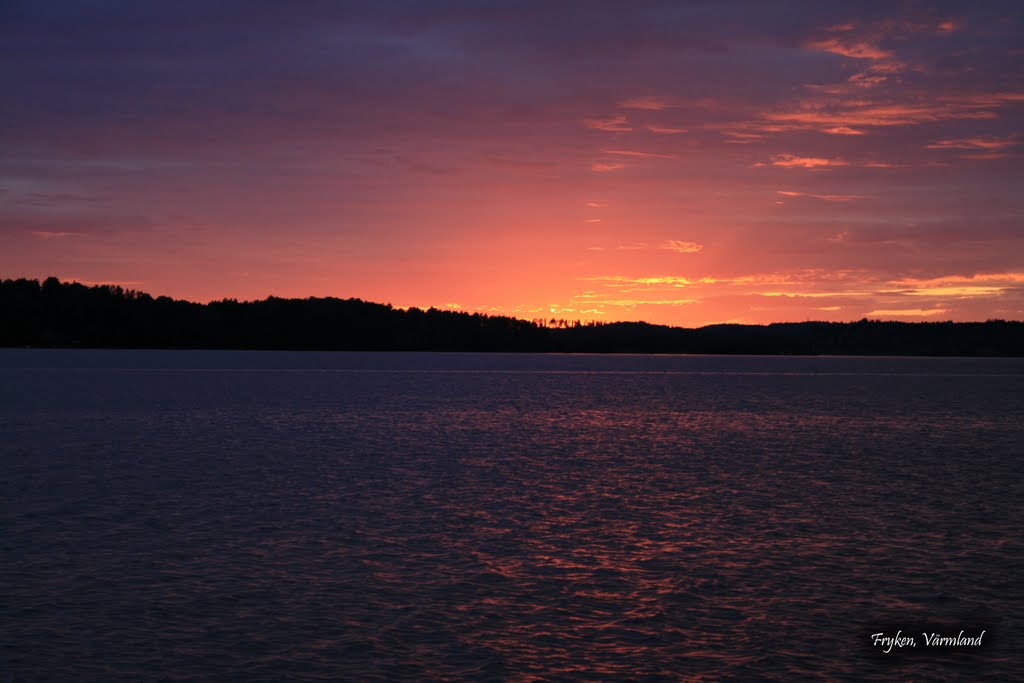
(2, 1, 1022, 325)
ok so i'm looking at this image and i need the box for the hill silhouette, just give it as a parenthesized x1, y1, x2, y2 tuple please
(2, 277, 1022, 356)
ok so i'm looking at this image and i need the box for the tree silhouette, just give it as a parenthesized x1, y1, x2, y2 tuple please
(1, 277, 1022, 355)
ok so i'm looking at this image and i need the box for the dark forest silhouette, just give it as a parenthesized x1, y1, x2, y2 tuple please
(2, 277, 1022, 356)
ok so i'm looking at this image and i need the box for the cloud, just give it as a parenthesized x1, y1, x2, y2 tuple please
(619, 96, 679, 111)
(66, 278, 145, 287)
(595, 298, 698, 306)
(823, 126, 864, 135)
(601, 149, 678, 159)
(584, 115, 631, 132)
(583, 275, 714, 286)
(892, 273, 1024, 286)
(776, 190, 867, 202)
(568, 267, 1022, 323)
(807, 38, 893, 60)
(723, 131, 765, 144)
(591, 161, 625, 172)
(647, 125, 688, 134)
(892, 286, 1004, 298)
(960, 152, 1012, 160)
(926, 137, 1017, 150)
(662, 240, 703, 253)
(31, 231, 75, 239)
(866, 308, 947, 316)
(743, 88, 1024, 140)
(846, 70, 891, 89)
(769, 154, 849, 169)
(763, 101, 999, 130)
(926, 137, 1018, 159)
(759, 290, 875, 298)
(887, 273, 1024, 298)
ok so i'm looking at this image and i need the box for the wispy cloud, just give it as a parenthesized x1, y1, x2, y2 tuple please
(662, 240, 703, 253)
(926, 136, 1017, 151)
(866, 308, 946, 316)
(31, 231, 78, 239)
(769, 154, 849, 169)
(619, 96, 680, 111)
(893, 286, 1004, 297)
(723, 131, 765, 144)
(596, 298, 698, 306)
(601, 149, 678, 159)
(823, 126, 865, 135)
(807, 38, 893, 60)
(591, 162, 625, 172)
(583, 275, 713, 286)
(70, 279, 145, 287)
(759, 290, 875, 298)
(893, 273, 1024, 286)
(887, 272, 1024, 297)
(584, 115, 631, 132)
(764, 101, 998, 130)
(776, 190, 867, 202)
(566, 267, 1023, 324)
(647, 125, 688, 134)
(926, 136, 1018, 159)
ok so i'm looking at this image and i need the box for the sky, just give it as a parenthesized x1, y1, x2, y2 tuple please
(2, 1, 1023, 326)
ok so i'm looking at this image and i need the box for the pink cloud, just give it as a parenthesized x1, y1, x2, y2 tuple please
(619, 96, 679, 111)
(866, 308, 947, 316)
(662, 240, 703, 254)
(776, 191, 866, 202)
(647, 125, 688, 134)
(807, 38, 893, 60)
(584, 115, 631, 132)
(926, 136, 1018, 151)
(823, 126, 865, 135)
(31, 231, 75, 239)
(770, 154, 849, 169)
(601, 148, 678, 159)
(764, 101, 999, 129)
(723, 131, 765, 144)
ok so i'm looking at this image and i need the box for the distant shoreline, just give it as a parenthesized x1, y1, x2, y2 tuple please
(3, 277, 1023, 357)
(3, 348, 1023, 360)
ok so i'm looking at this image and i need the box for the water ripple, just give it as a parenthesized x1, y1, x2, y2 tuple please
(1, 352, 1022, 680)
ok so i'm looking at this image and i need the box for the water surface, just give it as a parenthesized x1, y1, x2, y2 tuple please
(2, 351, 1022, 680)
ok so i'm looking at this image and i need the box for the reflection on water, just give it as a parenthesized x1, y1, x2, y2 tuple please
(1, 351, 1022, 680)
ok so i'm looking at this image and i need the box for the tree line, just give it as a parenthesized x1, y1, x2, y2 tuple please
(1, 277, 1022, 356)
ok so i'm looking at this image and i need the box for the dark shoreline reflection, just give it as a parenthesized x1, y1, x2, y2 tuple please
(2, 351, 1022, 680)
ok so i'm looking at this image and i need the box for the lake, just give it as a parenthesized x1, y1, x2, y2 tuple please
(1, 350, 1022, 680)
